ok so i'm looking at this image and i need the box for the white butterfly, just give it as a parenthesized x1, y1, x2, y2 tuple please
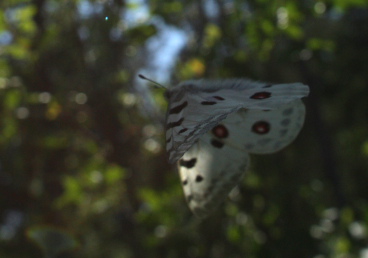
(140, 75, 309, 218)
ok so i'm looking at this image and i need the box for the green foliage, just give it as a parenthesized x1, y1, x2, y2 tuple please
(27, 226, 78, 258)
(0, 0, 368, 257)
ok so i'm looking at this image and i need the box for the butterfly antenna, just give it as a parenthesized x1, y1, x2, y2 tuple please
(138, 74, 167, 89)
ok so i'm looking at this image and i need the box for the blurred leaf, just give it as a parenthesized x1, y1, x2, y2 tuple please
(105, 164, 125, 184)
(285, 24, 304, 39)
(162, 2, 183, 13)
(180, 58, 205, 78)
(126, 24, 157, 44)
(333, 0, 368, 9)
(362, 140, 368, 157)
(27, 226, 78, 258)
(55, 176, 84, 207)
(42, 134, 70, 149)
(261, 19, 274, 35)
(3, 89, 22, 109)
(204, 23, 221, 48)
(307, 38, 335, 51)
(45, 101, 62, 120)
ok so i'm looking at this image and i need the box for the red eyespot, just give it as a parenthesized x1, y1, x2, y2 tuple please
(252, 121, 270, 134)
(250, 91, 271, 99)
(211, 124, 229, 138)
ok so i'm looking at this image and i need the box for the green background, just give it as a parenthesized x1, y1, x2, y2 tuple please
(0, 0, 368, 257)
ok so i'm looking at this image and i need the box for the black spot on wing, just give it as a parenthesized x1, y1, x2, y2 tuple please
(179, 158, 197, 168)
(169, 101, 188, 114)
(211, 139, 224, 148)
(167, 117, 184, 129)
(201, 101, 217, 105)
(213, 96, 225, 100)
(178, 128, 188, 134)
(195, 175, 203, 182)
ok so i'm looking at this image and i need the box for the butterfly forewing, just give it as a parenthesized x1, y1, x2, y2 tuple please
(166, 79, 309, 163)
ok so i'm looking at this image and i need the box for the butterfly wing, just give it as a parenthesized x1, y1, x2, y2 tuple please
(178, 132, 250, 218)
(178, 100, 306, 217)
(216, 99, 306, 154)
(166, 79, 309, 163)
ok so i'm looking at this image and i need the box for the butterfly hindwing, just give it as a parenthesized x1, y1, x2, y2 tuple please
(178, 100, 306, 217)
(178, 132, 250, 218)
(166, 79, 309, 163)
(214, 99, 306, 154)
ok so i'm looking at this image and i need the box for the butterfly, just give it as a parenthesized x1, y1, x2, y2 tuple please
(140, 75, 310, 218)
